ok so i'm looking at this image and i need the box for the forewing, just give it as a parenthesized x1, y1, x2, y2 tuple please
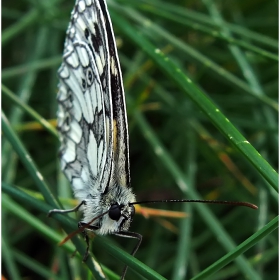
(57, 0, 117, 199)
(57, 0, 131, 199)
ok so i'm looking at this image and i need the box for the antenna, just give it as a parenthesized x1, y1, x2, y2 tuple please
(130, 199, 258, 209)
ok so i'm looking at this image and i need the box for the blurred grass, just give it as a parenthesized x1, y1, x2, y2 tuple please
(2, 0, 278, 280)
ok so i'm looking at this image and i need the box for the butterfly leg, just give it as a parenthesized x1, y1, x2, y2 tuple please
(78, 222, 99, 262)
(114, 231, 142, 280)
(78, 221, 90, 261)
(48, 200, 87, 217)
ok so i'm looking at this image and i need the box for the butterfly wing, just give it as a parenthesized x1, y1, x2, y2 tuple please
(57, 0, 130, 201)
(98, 0, 131, 190)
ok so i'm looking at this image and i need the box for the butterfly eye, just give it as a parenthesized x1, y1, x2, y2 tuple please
(109, 203, 121, 221)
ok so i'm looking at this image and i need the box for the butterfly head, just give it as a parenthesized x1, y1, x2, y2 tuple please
(108, 202, 135, 230)
(84, 185, 136, 235)
(95, 202, 135, 235)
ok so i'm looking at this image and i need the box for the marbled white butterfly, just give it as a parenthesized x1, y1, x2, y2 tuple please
(49, 0, 258, 279)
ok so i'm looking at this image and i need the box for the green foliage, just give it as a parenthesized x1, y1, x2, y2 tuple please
(2, 0, 278, 279)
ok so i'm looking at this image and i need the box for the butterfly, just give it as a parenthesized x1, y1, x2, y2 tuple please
(50, 0, 140, 278)
(49, 0, 257, 279)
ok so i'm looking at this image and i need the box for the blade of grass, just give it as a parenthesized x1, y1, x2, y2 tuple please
(2, 183, 108, 279)
(13, 249, 61, 280)
(123, 0, 278, 49)
(1, 114, 106, 280)
(95, 236, 167, 280)
(2, 26, 51, 184)
(2, 182, 167, 280)
(110, 2, 278, 111)
(2, 0, 61, 45)
(2, 235, 21, 280)
(171, 130, 196, 280)
(2, 84, 58, 137)
(2, 111, 59, 205)
(127, 1, 277, 61)
(203, 0, 278, 145)
(2, 9, 39, 45)
(2, 56, 61, 80)
(191, 215, 278, 280)
(203, 6, 277, 277)
(212, 245, 279, 279)
(129, 106, 260, 279)
(110, 12, 278, 192)
(2, 194, 75, 253)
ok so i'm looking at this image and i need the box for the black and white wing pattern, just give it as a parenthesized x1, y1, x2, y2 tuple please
(57, 0, 135, 235)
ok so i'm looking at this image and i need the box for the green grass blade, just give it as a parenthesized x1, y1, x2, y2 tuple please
(2, 182, 107, 280)
(2, 84, 58, 137)
(2, 56, 61, 80)
(2, 9, 39, 45)
(12, 249, 61, 280)
(1, 115, 107, 279)
(2, 235, 22, 280)
(111, 12, 278, 192)
(2, 182, 167, 280)
(3, 1, 277, 279)
(130, 106, 260, 279)
(2, 194, 74, 251)
(126, 0, 278, 49)
(123, 1, 277, 61)
(2, 111, 59, 206)
(191, 216, 278, 280)
(111, 3, 278, 111)
(96, 236, 167, 280)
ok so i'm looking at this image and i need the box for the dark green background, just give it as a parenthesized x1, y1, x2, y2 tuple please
(2, 0, 278, 279)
